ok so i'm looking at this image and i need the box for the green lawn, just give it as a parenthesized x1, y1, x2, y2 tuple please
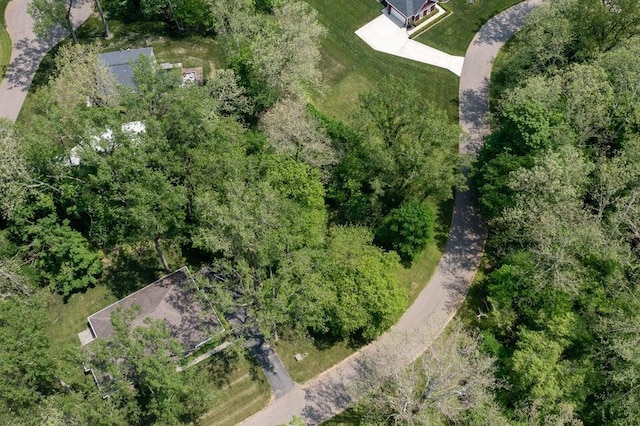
(306, 0, 459, 121)
(197, 353, 271, 426)
(42, 285, 118, 385)
(275, 336, 356, 384)
(77, 18, 225, 78)
(0, 0, 11, 80)
(416, 0, 522, 56)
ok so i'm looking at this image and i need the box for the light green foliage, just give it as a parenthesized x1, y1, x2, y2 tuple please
(261, 98, 336, 170)
(477, 2, 640, 423)
(250, 0, 325, 96)
(29, 0, 78, 43)
(563, 63, 615, 145)
(49, 43, 119, 111)
(511, 329, 584, 406)
(322, 226, 405, 341)
(219, 0, 325, 108)
(90, 307, 211, 425)
(332, 82, 461, 225)
(358, 322, 502, 425)
(0, 119, 31, 219)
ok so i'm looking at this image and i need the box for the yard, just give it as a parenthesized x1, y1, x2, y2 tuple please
(197, 353, 271, 426)
(415, 0, 522, 56)
(0, 0, 11, 79)
(43, 276, 270, 425)
(306, 0, 460, 121)
(30, 2, 462, 422)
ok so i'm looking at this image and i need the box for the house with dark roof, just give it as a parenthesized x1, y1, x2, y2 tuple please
(80, 267, 223, 355)
(385, 0, 439, 27)
(99, 47, 155, 89)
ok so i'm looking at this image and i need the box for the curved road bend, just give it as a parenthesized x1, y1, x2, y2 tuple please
(240, 1, 542, 424)
(0, 0, 94, 121)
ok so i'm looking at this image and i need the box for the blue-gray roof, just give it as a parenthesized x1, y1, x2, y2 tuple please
(99, 48, 154, 89)
(388, 0, 433, 17)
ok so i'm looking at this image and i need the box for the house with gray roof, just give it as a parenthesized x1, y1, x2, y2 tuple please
(80, 267, 223, 355)
(385, 0, 439, 27)
(99, 47, 155, 89)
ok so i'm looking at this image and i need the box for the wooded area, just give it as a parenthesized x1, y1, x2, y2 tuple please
(0, 1, 461, 424)
(471, 0, 640, 424)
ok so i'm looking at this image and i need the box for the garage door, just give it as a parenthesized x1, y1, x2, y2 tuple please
(388, 6, 407, 26)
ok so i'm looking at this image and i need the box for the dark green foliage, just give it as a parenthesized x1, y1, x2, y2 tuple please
(375, 200, 436, 265)
(0, 298, 57, 417)
(228, 47, 279, 114)
(10, 194, 103, 296)
(90, 307, 211, 425)
(321, 226, 406, 341)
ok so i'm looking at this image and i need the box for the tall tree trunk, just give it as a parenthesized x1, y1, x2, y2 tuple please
(66, 0, 78, 44)
(154, 237, 171, 273)
(94, 0, 111, 38)
(166, 0, 183, 31)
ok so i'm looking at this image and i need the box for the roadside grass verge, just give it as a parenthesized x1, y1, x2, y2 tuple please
(0, 0, 11, 80)
(415, 0, 521, 56)
(197, 352, 271, 426)
(306, 0, 459, 121)
(275, 336, 355, 384)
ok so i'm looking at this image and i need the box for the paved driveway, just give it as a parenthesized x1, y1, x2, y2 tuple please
(0, 0, 94, 121)
(240, 1, 542, 424)
(355, 15, 465, 76)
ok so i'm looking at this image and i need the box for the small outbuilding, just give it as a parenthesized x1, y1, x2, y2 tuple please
(385, 0, 439, 27)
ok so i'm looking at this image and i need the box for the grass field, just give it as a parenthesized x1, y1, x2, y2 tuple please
(42, 286, 118, 385)
(197, 353, 271, 426)
(77, 18, 225, 78)
(275, 336, 356, 384)
(306, 0, 459, 121)
(416, 0, 522, 56)
(0, 0, 11, 80)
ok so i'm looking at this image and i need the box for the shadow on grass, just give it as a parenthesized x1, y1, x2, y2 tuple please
(309, 332, 367, 352)
(198, 349, 263, 388)
(102, 245, 163, 298)
(321, 407, 364, 426)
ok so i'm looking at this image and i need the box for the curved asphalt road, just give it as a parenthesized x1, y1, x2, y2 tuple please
(0, 0, 94, 121)
(240, 1, 542, 424)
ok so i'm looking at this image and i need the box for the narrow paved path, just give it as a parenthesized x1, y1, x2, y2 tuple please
(0, 0, 94, 121)
(240, 1, 541, 424)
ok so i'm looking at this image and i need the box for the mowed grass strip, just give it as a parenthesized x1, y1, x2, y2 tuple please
(415, 0, 522, 56)
(306, 0, 459, 121)
(42, 285, 118, 385)
(198, 354, 271, 426)
(0, 0, 11, 79)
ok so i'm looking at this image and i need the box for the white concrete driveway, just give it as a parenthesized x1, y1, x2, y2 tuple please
(355, 15, 464, 76)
